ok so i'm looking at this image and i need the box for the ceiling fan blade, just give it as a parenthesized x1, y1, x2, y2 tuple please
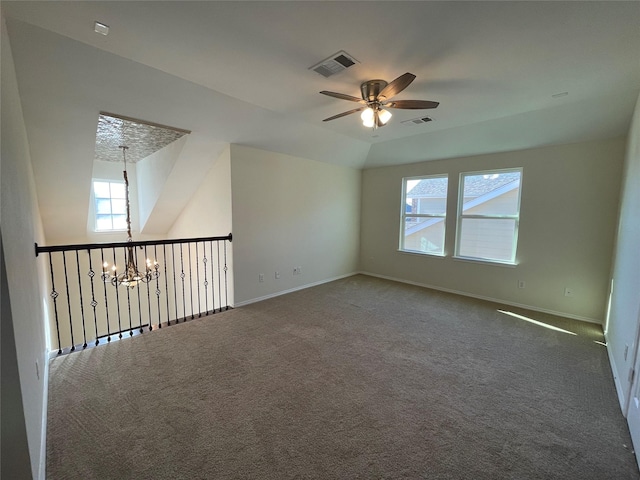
(320, 91, 366, 103)
(378, 73, 416, 100)
(384, 100, 439, 109)
(323, 107, 366, 122)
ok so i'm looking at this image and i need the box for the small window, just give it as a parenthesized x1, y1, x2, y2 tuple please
(93, 180, 127, 231)
(400, 175, 448, 256)
(455, 169, 522, 264)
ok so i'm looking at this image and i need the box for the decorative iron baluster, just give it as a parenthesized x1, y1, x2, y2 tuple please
(224, 241, 229, 310)
(144, 245, 152, 331)
(202, 242, 209, 315)
(126, 271, 133, 336)
(209, 241, 216, 313)
(87, 250, 100, 346)
(163, 244, 170, 325)
(74, 250, 88, 348)
(217, 241, 222, 313)
(172, 243, 179, 323)
(188, 242, 194, 319)
(195, 242, 202, 317)
(180, 243, 186, 321)
(136, 271, 143, 333)
(48, 254, 62, 355)
(61, 252, 76, 351)
(112, 247, 123, 339)
(154, 244, 161, 328)
(99, 248, 111, 342)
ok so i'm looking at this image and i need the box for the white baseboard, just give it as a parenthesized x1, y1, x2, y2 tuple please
(604, 331, 628, 415)
(39, 348, 50, 480)
(359, 271, 603, 325)
(233, 272, 359, 308)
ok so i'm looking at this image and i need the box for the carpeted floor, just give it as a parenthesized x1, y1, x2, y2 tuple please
(46, 274, 639, 479)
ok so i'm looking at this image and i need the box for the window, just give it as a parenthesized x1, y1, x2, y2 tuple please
(93, 180, 127, 231)
(400, 175, 448, 255)
(455, 168, 522, 264)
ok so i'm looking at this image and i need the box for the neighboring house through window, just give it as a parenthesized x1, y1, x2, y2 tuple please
(400, 175, 448, 255)
(455, 169, 522, 264)
(93, 180, 127, 231)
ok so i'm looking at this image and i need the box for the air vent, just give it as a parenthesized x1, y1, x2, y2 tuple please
(309, 50, 359, 78)
(401, 116, 433, 126)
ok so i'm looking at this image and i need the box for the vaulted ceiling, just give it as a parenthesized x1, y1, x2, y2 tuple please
(2, 1, 639, 241)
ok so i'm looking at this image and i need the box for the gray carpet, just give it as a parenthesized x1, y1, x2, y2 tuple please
(47, 274, 639, 479)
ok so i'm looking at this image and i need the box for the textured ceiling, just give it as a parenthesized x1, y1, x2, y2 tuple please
(95, 113, 189, 163)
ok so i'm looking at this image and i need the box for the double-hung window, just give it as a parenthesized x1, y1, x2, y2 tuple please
(455, 168, 522, 264)
(400, 175, 448, 256)
(93, 180, 127, 231)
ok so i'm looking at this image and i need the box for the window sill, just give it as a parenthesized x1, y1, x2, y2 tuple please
(452, 256, 517, 268)
(397, 249, 445, 258)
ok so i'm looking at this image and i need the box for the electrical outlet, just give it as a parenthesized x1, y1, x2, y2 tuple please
(297, 266, 302, 275)
(518, 280, 525, 289)
(259, 274, 264, 283)
(564, 287, 574, 297)
(275, 271, 280, 279)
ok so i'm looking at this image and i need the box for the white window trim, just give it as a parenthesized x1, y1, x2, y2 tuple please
(399, 174, 448, 256)
(454, 167, 522, 265)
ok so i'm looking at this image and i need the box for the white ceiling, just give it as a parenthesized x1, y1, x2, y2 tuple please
(2, 1, 639, 240)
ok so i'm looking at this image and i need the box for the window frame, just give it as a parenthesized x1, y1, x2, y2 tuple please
(92, 179, 128, 233)
(454, 167, 523, 265)
(399, 174, 448, 257)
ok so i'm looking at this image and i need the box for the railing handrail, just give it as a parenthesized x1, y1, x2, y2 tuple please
(35, 233, 232, 256)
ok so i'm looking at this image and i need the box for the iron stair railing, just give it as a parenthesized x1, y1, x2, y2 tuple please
(35, 234, 232, 355)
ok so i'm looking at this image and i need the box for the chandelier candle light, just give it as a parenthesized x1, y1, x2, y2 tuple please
(101, 145, 159, 288)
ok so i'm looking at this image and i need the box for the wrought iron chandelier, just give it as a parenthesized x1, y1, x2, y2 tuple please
(102, 145, 159, 288)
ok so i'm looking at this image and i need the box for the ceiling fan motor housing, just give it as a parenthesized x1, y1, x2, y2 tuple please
(361, 80, 388, 103)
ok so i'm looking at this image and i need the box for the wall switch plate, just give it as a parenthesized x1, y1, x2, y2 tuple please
(259, 274, 264, 283)
(564, 287, 574, 297)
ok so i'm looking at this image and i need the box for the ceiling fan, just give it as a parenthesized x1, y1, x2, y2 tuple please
(320, 72, 439, 128)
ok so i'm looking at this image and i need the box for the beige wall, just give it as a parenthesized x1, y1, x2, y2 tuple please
(361, 137, 625, 322)
(606, 93, 640, 409)
(138, 136, 188, 232)
(1, 16, 49, 478)
(168, 146, 232, 239)
(230, 145, 361, 305)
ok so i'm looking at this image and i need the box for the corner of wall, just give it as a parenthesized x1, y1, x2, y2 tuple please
(2, 16, 50, 479)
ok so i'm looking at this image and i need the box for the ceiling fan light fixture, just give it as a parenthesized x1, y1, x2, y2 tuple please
(361, 107, 375, 127)
(321, 72, 438, 126)
(378, 109, 392, 125)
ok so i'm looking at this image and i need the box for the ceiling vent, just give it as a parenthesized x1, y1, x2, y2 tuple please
(401, 116, 433, 126)
(310, 50, 359, 78)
